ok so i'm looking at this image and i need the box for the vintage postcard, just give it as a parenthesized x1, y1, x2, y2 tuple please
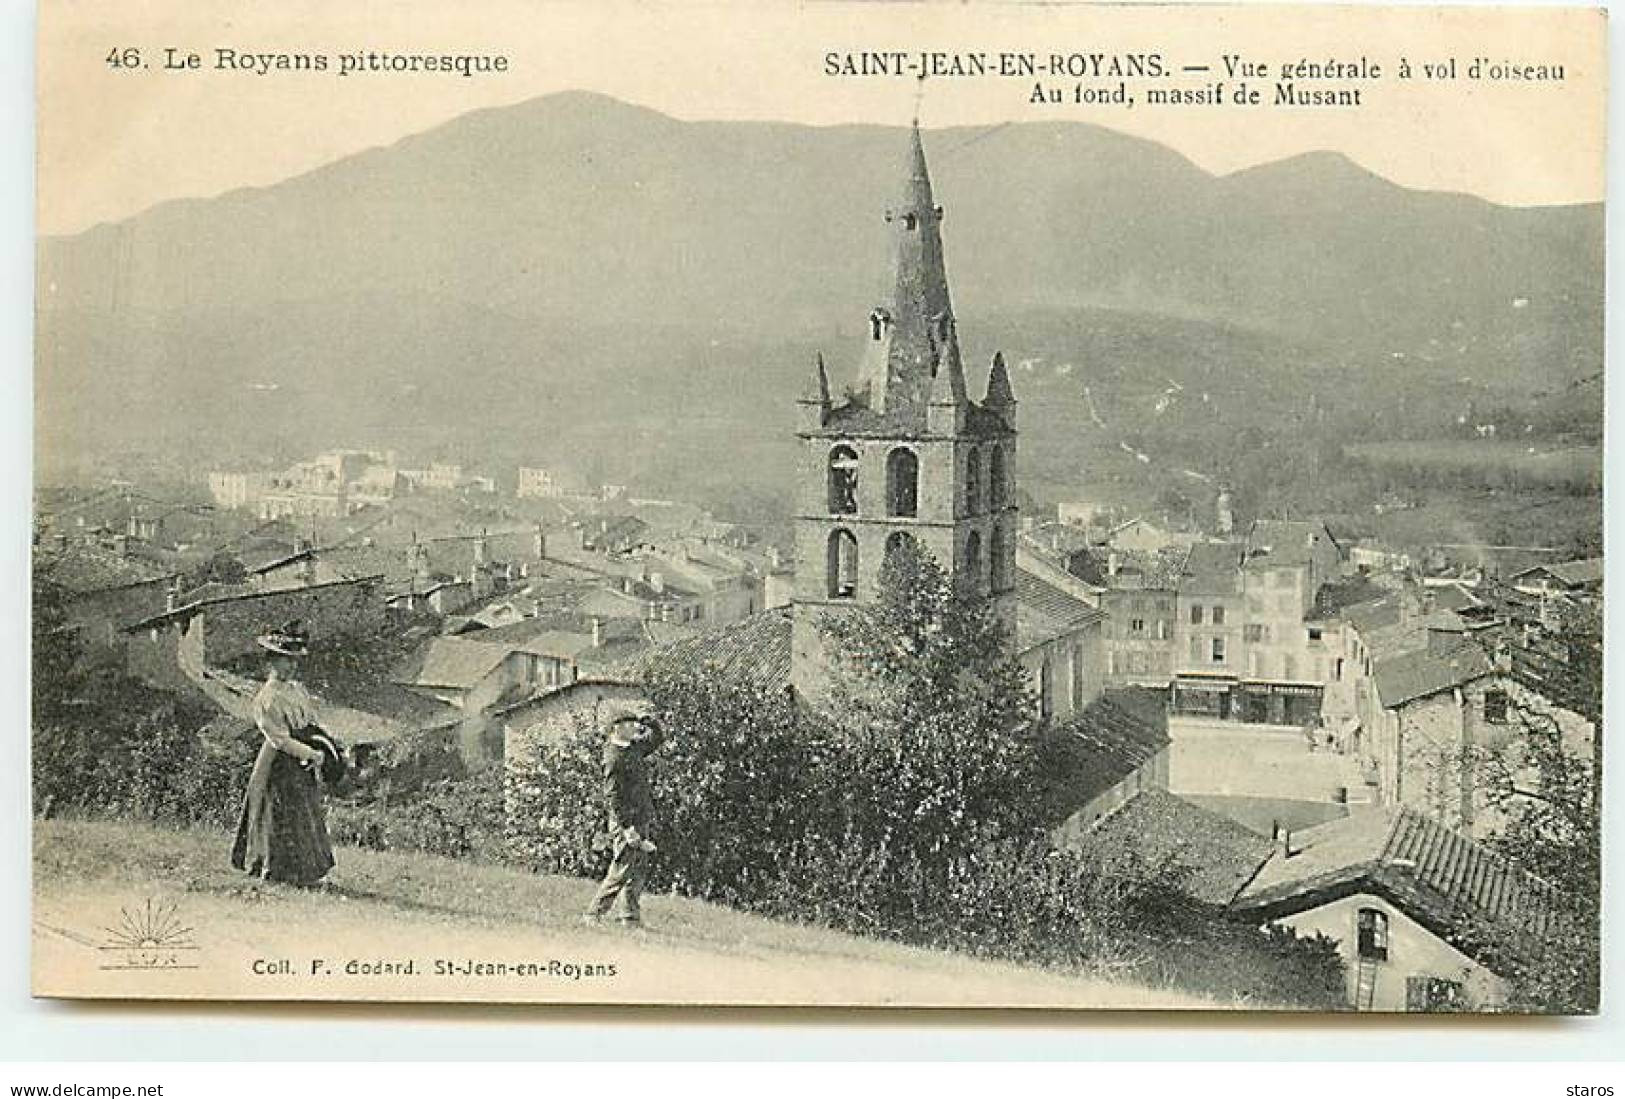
(32, 1, 1603, 1012)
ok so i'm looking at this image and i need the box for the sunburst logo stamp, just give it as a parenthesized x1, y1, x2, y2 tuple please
(98, 897, 200, 971)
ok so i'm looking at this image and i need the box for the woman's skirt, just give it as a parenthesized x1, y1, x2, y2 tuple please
(231, 740, 335, 885)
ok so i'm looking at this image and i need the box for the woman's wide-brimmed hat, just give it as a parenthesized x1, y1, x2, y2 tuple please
(256, 620, 310, 658)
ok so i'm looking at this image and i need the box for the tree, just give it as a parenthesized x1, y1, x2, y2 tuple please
(814, 538, 1042, 930)
(1460, 607, 1601, 1013)
(31, 577, 83, 724)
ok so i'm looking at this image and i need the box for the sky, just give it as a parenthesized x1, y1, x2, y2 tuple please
(37, 0, 1606, 236)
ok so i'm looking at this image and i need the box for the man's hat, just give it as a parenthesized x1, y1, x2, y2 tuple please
(256, 620, 310, 657)
(601, 699, 653, 745)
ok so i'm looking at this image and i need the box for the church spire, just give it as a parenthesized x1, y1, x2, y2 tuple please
(802, 352, 831, 408)
(985, 351, 1015, 407)
(854, 122, 968, 420)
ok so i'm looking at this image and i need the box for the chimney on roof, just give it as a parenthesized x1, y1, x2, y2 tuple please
(649, 571, 665, 594)
(767, 546, 781, 570)
(112, 534, 129, 557)
(1107, 551, 1121, 577)
(590, 617, 602, 648)
(165, 579, 179, 612)
(473, 530, 489, 567)
(533, 523, 546, 560)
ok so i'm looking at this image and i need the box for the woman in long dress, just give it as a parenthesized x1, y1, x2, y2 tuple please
(228, 623, 338, 885)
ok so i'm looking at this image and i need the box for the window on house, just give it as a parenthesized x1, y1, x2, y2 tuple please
(1406, 976, 1464, 1013)
(826, 529, 859, 599)
(1308, 626, 1324, 642)
(1037, 658, 1053, 720)
(1484, 688, 1509, 724)
(1189, 636, 1202, 664)
(1190, 604, 1204, 625)
(1211, 637, 1226, 663)
(1244, 623, 1265, 643)
(1212, 605, 1226, 626)
(1357, 908, 1390, 962)
(828, 446, 859, 515)
(1155, 620, 1168, 640)
(1335, 658, 1344, 682)
(989, 447, 1008, 510)
(1071, 645, 1085, 711)
(885, 447, 919, 518)
(1130, 618, 1146, 635)
(964, 448, 983, 514)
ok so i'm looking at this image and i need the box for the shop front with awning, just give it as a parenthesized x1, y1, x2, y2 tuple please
(1238, 680, 1324, 727)
(1171, 674, 1239, 719)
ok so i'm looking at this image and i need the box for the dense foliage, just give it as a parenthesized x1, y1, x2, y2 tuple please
(1465, 609, 1602, 1014)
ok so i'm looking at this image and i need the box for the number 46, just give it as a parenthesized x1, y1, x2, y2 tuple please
(106, 47, 141, 69)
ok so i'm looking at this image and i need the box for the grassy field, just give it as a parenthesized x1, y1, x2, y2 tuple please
(32, 817, 1238, 1009)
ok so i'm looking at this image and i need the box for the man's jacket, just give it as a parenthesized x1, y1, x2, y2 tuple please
(602, 724, 664, 835)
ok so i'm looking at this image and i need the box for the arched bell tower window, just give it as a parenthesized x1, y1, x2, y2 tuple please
(886, 447, 919, 518)
(990, 518, 1009, 592)
(989, 445, 1008, 510)
(884, 530, 917, 569)
(827, 529, 859, 599)
(962, 530, 983, 596)
(965, 448, 983, 515)
(828, 445, 859, 515)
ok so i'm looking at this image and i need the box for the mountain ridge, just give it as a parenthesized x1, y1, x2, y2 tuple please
(36, 91, 1602, 493)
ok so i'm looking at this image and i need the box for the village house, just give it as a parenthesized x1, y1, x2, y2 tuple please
(1508, 557, 1603, 602)
(35, 546, 178, 664)
(122, 574, 387, 692)
(1040, 687, 1173, 842)
(1015, 566, 1106, 723)
(389, 626, 591, 761)
(1233, 519, 1343, 726)
(1081, 545, 1186, 690)
(1100, 516, 1196, 555)
(1170, 540, 1246, 719)
(1231, 807, 1559, 1012)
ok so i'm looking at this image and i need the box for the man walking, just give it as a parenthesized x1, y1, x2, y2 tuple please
(584, 703, 665, 927)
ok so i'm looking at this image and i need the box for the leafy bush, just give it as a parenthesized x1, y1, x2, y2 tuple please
(33, 670, 251, 829)
(329, 768, 506, 861)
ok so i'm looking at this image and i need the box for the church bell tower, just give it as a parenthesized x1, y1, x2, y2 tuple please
(790, 123, 1018, 699)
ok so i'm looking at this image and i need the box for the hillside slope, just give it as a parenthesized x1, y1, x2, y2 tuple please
(33, 818, 1231, 1009)
(36, 92, 1601, 488)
